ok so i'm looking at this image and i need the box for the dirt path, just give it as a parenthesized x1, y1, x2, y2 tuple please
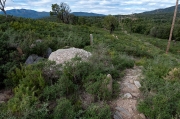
(111, 66, 146, 119)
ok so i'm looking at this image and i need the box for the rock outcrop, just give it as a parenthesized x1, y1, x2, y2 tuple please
(48, 47, 92, 64)
(25, 54, 44, 65)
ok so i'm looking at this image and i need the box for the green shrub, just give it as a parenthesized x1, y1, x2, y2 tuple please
(138, 88, 180, 119)
(7, 84, 38, 115)
(53, 98, 75, 119)
(82, 103, 111, 119)
(0, 101, 49, 119)
(5, 65, 46, 116)
(7, 65, 45, 94)
(112, 54, 134, 70)
(164, 68, 180, 81)
(84, 74, 112, 100)
(138, 55, 180, 118)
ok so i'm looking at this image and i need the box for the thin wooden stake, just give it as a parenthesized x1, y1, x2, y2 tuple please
(166, 0, 179, 54)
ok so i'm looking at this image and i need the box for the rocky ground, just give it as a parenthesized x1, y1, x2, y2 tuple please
(110, 66, 146, 119)
(0, 89, 13, 104)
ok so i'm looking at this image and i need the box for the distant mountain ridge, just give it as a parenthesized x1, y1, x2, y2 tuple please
(72, 12, 105, 16)
(0, 9, 49, 19)
(0, 9, 105, 19)
(142, 4, 180, 14)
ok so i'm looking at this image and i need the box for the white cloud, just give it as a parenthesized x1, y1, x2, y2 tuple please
(3, 0, 177, 15)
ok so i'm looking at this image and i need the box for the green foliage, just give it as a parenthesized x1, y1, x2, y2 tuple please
(53, 98, 75, 119)
(111, 53, 134, 70)
(82, 103, 111, 119)
(84, 74, 111, 100)
(103, 15, 119, 30)
(4, 65, 46, 116)
(164, 68, 180, 81)
(7, 84, 38, 115)
(0, 30, 20, 89)
(7, 65, 45, 92)
(50, 2, 71, 24)
(0, 101, 49, 119)
(3, 11, 180, 119)
(138, 55, 180, 118)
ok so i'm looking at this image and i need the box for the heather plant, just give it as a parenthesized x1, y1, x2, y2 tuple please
(138, 55, 180, 118)
(53, 98, 75, 119)
(82, 103, 111, 119)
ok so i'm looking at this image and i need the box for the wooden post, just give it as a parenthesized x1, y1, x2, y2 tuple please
(90, 34, 93, 46)
(166, 0, 178, 54)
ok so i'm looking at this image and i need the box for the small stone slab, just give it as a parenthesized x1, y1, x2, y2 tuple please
(113, 115, 120, 119)
(134, 81, 141, 88)
(0, 101, 5, 104)
(131, 93, 139, 97)
(124, 93, 132, 99)
(115, 107, 131, 117)
(124, 82, 137, 91)
(140, 113, 146, 119)
(114, 111, 123, 119)
(129, 80, 134, 84)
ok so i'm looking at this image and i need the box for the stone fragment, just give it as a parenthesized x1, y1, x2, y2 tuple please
(107, 74, 113, 94)
(123, 82, 137, 91)
(134, 81, 141, 88)
(131, 93, 139, 97)
(45, 47, 52, 58)
(124, 93, 132, 99)
(114, 111, 123, 119)
(25, 54, 43, 65)
(129, 80, 134, 84)
(0, 101, 5, 104)
(115, 107, 131, 117)
(114, 115, 120, 119)
(140, 113, 146, 119)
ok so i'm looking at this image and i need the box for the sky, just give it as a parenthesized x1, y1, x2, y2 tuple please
(5, 0, 176, 15)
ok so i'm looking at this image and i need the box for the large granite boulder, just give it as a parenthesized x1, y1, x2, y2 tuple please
(48, 47, 92, 64)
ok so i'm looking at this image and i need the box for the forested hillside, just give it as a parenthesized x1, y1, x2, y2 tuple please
(0, 8, 180, 119)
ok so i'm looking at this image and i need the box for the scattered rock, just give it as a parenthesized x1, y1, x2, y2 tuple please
(134, 81, 141, 88)
(115, 107, 131, 117)
(0, 101, 5, 104)
(25, 54, 44, 65)
(114, 111, 123, 119)
(140, 113, 146, 119)
(48, 47, 92, 64)
(111, 66, 146, 119)
(134, 114, 142, 119)
(128, 107, 133, 114)
(35, 39, 42, 43)
(131, 93, 139, 97)
(107, 74, 113, 94)
(45, 47, 52, 58)
(124, 93, 132, 99)
(123, 82, 137, 91)
(113, 114, 119, 119)
(129, 80, 134, 84)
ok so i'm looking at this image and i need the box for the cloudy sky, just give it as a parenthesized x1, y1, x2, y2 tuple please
(5, 0, 176, 15)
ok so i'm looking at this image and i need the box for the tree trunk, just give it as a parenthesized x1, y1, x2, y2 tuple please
(2, 9, 7, 18)
(166, 0, 178, 53)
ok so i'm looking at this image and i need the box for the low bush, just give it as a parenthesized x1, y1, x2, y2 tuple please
(138, 55, 180, 118)
(53, 98, 75, 119)
(82, 103, 111, 119)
